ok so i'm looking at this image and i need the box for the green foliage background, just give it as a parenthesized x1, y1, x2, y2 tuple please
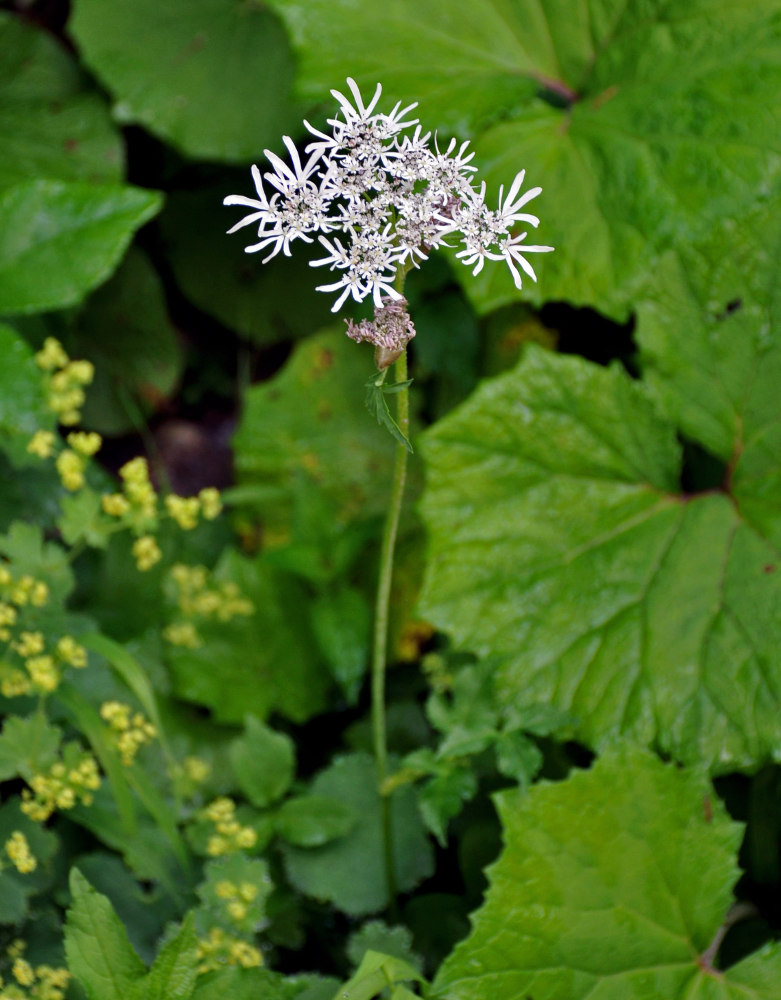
(1, 0, 781, 998)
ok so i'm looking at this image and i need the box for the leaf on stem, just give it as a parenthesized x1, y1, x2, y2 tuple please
(364, 372, 413, 452)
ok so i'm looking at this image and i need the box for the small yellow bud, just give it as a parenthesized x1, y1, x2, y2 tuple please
(1, 668, 32, 698)
(163, 621, 201, 648)
(56, 449, 85, 491)
(66, 431, 102, 457)
(26, 655, 59, 693)
(238, 882, 257, 902)
(5, 831, 36, 874)
(56, 635, 87, 668)
(12, 957, 35, 986)
(120, 457, 157, 519)
(35, 337, 69, 371)
(0, 602, 17, 627)
(235, 827, 257, 849)
(133, 535, 162, 572)
(230, 941, 262, 968)
(183, 756, 210, 783)
(101, 493, 130, 517)
(227, 900, 247, 922)
(67, 360, 95, 385)
(165, 494, 201, 531)
(207, 835, 227, 857)
(27, 429, 57, 459)
(198, 487, 223, 520)
(13, 631, 45, 656)
(215, 880, 235, 899)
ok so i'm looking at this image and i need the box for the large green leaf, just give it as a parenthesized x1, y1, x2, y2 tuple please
(0, 716, 61, 782)
(233, 328, 398, 538)
(160, 186, 335, 346)
(283, 753, 434, 916)
(636, 204, 781, 551)
(70, 0, 302, 161)
(0, 180, 161, 314)
(269, 0, 781, 317)
(418, 345, 781, 771)
(166, 548, 329, 724)
(0, 12, 122, 190)
(433, 745, 781, 1000)
(66, 247, 184, 434)
(0, 323, 50, 462)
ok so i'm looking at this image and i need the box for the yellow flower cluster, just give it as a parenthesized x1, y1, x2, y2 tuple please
(0, 942, 69, 1000)
(101, 456, 157, 524)
(34, 338, 94, 427)
(0, 619, 87, 699)
(164, 488, 223, 530)
(53, 432, 103, 492)
(4, 832, 36, 874)
(195, 928, 262, 975)
(26, 430, 56, 461)
(132, 535, 162, 572)
(163, 564, 254, 648)
(0, 567, 48, 632)
(214, 879, 259, 923)
(162, 621, 200, 648)
(100, 458, 224, 570)
(183, 756, 211, 783)
(0, 568, 86, 698)
(21, 754, 101, 823)
(201, 798, 257, 856)
(99, 701, 156, 766)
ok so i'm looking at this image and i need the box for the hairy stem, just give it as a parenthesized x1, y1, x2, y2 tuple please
(372, 341, 409, 915)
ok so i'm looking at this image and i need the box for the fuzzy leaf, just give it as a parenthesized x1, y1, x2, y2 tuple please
(65, 868, 146, 1000)
(130, 915, 198, 1000)
(419, 345, 781, 771)
(433, 745, 781, 1000)
(0, 715, 61, 782)
(229, 716, 296, 808)
(341, 951, 424, 1000)
(274, 795, 357, 848)
(195, 856, 272, 936)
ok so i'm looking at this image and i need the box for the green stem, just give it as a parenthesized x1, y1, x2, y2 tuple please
(372, 275, 411, 915)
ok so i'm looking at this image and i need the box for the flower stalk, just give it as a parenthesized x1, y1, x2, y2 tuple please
(224, 75, 553, 914)
(372, 341, 409, 912)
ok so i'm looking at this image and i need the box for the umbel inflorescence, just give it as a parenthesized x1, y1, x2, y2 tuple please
(224, 78, 553, 314)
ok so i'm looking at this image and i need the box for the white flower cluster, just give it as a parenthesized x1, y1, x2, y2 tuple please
(224, 78, 553, 313)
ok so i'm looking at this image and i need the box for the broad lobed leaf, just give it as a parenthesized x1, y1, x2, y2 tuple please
(433, 746, 781, 1000)
(419, 344, 781, 771)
